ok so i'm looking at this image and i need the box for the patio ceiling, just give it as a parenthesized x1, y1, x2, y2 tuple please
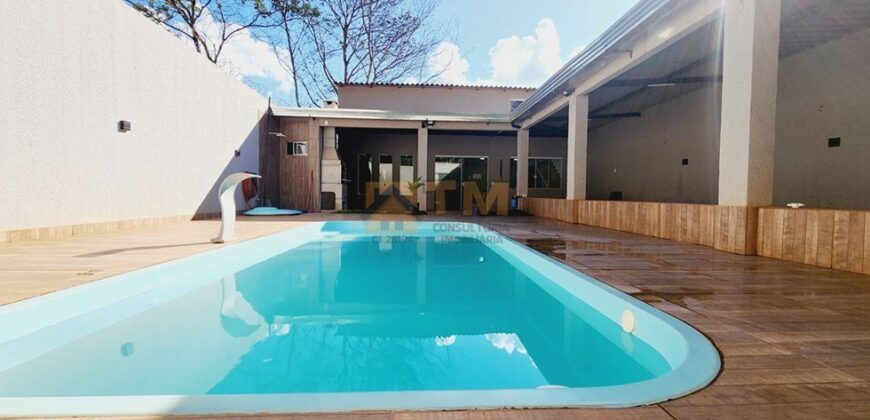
(529, 0, 870, 135)
(780, 0, 870, 57)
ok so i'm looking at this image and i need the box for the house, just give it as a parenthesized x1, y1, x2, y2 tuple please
(263, 83, 556, 213)
(259, 0, 870, 274)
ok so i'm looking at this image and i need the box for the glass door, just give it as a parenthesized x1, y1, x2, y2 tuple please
(434, 156, 488, 211)
(434, 156, 462, 211)
(378, 155, 393, 195)
(462, 157, 488, 198)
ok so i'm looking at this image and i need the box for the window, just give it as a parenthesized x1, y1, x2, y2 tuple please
(509, 157, 563, 189)
(357, 154, 372, 195)
(530, 158, 562, 189)
(400, 154, 414, 195)
(286, 141, 308, 156)
(379, 154, 393, 195)
(509, 158, 517, 189)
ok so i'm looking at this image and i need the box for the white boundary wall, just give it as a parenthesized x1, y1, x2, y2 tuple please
(0, 0, 266, 232)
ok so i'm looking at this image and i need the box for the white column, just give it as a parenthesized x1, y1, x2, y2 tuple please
(320, 126, 342, 211)
(417, 127, 429, 210)
(516, 129, 529, 197)
(718, 0, 781, 206)
(566, 94, 589, 200)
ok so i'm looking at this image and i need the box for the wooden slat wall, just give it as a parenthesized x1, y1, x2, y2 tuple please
(517, 198, 867, 271)
(258, 112, 280, 206)
(278, 118, 313, 211)
(521, 198, 579, 223)
(524, 198, 757, 255)
(758, 208, 870, 275)
(577, 200, 756, 255)
(307, 119, 322, 212)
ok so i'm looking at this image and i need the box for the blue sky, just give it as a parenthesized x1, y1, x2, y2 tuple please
(428, 0, 640, 86)
(222, 0, 640, 105)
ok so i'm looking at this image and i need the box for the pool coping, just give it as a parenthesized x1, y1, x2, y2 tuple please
(0, 221, 721, 417)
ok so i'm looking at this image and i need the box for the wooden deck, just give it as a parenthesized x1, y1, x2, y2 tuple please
(2, 214, 870, 419)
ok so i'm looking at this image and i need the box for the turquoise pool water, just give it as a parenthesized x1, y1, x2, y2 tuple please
(0, 222, 719, 416)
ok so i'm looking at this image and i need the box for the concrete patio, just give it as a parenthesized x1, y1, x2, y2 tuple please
(2, 214, 870, 419)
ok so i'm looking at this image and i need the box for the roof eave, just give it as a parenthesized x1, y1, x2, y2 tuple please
(510, 0, 673, 124)
(270, 107, 513, 124)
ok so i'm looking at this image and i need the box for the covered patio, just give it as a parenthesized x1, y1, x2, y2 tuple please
(512, 0, 870, 275)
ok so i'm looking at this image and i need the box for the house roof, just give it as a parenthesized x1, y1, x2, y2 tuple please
(510, 0, 673, 123)
(270, 106, 513, 124)
(336, 82, 535, 91)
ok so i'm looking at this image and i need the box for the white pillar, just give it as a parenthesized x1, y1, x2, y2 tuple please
(417, 127, 429, 210)
(516, 129, 529, 197)
(566, 94, 589, 200)
(718, 0, 781, 206)
(321, 126, 342, 210)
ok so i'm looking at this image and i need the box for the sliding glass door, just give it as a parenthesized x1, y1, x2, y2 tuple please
(434, 156, 488, 211)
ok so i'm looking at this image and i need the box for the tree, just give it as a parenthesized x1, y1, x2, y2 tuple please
(267, 0, 320, 106)
(126, 0, 449, 107)
(295, 0, 446, 103)
(124, 0, 275, 64)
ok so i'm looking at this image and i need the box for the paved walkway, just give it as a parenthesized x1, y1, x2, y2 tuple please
(2, 214, 870, 419)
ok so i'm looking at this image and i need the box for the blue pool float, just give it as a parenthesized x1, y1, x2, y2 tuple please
(243, 207, 303, 216)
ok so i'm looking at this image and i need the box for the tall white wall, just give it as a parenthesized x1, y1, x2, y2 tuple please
(773, 28, 870, 210)
(0, 0, 266, 232)
(586, 85, 722, 204)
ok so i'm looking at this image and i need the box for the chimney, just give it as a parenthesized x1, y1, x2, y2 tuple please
(323, 99, 339, 109)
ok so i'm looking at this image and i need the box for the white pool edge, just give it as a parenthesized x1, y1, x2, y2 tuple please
(0, 221, 721, 417)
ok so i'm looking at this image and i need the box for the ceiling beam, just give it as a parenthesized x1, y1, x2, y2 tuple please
(601, 75, 722, 87)
(589, 112, 642, 120)
(590, 55, 717, 115)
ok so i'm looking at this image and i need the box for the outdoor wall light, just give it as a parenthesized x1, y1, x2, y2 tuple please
(561, 88, 575, 96)
(234, 149, 241, 157)
(117, 120, 131, 133)
(422, 119, 435, 128)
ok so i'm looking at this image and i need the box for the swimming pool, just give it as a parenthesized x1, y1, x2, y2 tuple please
(0, 221, 719, 416)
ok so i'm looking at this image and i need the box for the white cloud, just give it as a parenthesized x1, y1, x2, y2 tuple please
(427, 41, 470, 84)
(486, 18, 563, 86)
(485, 333, 528, 355)
(435, 335, 457, 347)
(193, 9, 295, 92)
